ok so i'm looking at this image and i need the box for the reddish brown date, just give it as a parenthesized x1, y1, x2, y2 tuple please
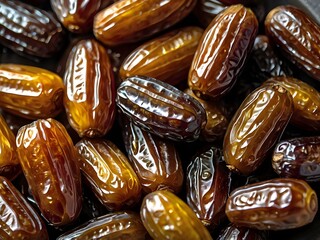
(225, 178, 318, 230)
(64, 39, 116, 138)
(16, 118, 82, 226)
(116, 76, 207, 142)
(217, 224, 267, 240)
(265, 5, 320, 81)
(188, 4, 258, 99)
(223, 84, 293, 175)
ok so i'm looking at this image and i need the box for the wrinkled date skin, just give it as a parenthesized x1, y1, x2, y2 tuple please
(193, 0, 226, 28)
(16, 118, 82, 226)
(223, 84, 293, 176)
(120, 26, 204, 86)
(188, 4, 258, 99)
(217, 224, 267, 240)
(93, 0, 197, 46)
(225, 178, 318, 230)
(0, 176, 48, 240)
(140, 190, 213, 240)
(116, 76, 207, 142)
(265, 5, 320, 81)
(272, 136, 320, 182)
(0, 0, 66, 58)
(64, 39, 116, 138)
(186, 146, 232, 227)
(0, 64, 64, 119)
(75, 138, 142, 211)
(57, 211, 149, 240)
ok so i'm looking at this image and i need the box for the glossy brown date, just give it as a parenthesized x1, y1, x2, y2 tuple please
(140, 190, 212, 240)
(116, 76, 207, 142)
(120, 26, 204, 86)
(193, 0, 226, 28)
(188, 4, 258, 99)
(64, 39, 116, 138)
(16, 118, 82, 226)
(0, 0, 66, 58)
(225, 178, 318, 230)
(75, 138, 141, 211)
(223, 84, 293, 175)
(265, 5, 320, 81)
(0, 64, 64, 119)
(217, 224, 267, 240)
(93, 0, 197, 46)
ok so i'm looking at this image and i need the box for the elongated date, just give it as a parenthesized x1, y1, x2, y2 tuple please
(225, 178, 318, 230)
(16, 118, 82, 226)
(140, 190, 213, 240)
(0, 64, 64, 119)
(223, 84, 293, 175)
(116, 76, 206, 142)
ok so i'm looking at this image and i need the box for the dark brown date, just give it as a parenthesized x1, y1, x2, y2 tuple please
(225, 178, 318, 230)
(193, 0, 226, 28)
(116, 76, 207, 142)
(217, 224, 267, 240)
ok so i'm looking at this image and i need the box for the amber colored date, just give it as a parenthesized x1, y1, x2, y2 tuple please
(225, 178, 318, 230)
(223, 84, 293, 175)
(0, 64, 64, 119)
(217, 224, 267, 240)
(16, 118, 82, 226)
(120, 26, 203, 86)
(140, 190, 212, 240)
(64, 39, 116, 138)
(75, 138, 141, 211)
(188, 4, 258, 99)
(116, 76, 206, 142)
(265, 5, 320, 81)
(93, 0, 196, 46)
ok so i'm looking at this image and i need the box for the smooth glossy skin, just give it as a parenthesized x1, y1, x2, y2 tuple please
(0, 0, 65, 58)
(16, 118, 82, 226)
(0, 176, 48, 240)
(223, 84, 293, 175)
(217, 224, 267, 240)
(57, 211, 148, 240)
(140, 190, 213, 240)
(225, 178, 318, 230)
(272, 136, 320, 182)
(193, 0, 226, 27)
(93, 0, 197, 46)
(0, 64, 64, 119)
(265, 5, 320, 81)
(188, 4, 258, 99)
(75, 138, 141, 211)
(116, 76, 207, 142)
(186, 146, 232, 227)
(120, 26, 204, 86)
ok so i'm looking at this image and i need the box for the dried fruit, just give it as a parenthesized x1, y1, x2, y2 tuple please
(193, 0, 226, 27)
(217, 224, 267, 240)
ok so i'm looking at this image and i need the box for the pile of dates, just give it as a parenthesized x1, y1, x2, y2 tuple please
(0, 0, 320, 239)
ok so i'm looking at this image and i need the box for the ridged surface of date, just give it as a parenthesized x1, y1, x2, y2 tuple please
(217, 224, 267, 240)
(75, 138, 141, 211)
(0, 176, 48, 240)
(188, 4, 258, 99)
(16, 118, 82, 226)
(93, 0, 196, 46)
(116, 76, 206, 142)
(225, 178, 318, 230)
(0, 64, 64, 119)
(140, 190, 213, 240)
(0, 0, 66, 58)
(64, 39, 116, 138)
(265, 5, 320, 81)
(223, 84, 293, 175)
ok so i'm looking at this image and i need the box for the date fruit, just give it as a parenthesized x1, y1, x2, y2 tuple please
(217, 224, 267, 240)
(193, 0, 226, 28)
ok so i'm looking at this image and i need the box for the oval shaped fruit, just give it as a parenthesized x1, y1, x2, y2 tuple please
(0, 64, 64, 119)
(188, 4, 258, 99)
(265, 5, 320, 81)
(93, 0, 197, 46)
(225, 178, 318, 230)
(64, 39, 116, 138)
(223, 84, 293, 175)
(116, 76, 206, 142)
(0, 0, 66, 58)
(75, 138, 141, 211)
(16, 118, 82, 226)
(140, 190, 213, 240)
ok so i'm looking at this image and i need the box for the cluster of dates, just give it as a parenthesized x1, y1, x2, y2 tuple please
(0, 0, 320, 239)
